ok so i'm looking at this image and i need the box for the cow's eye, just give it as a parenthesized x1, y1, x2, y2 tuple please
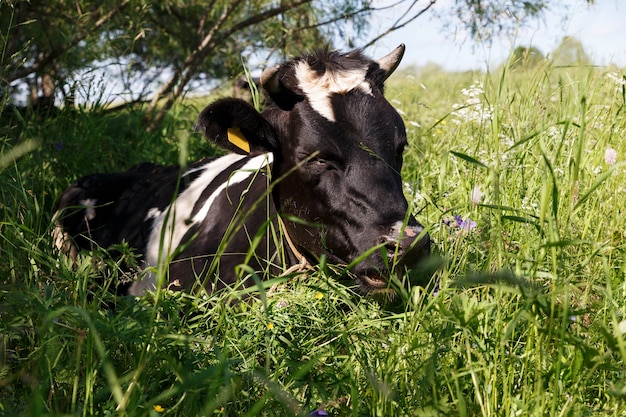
(310, 157, 329, 168)
(307, 157, 337, 174)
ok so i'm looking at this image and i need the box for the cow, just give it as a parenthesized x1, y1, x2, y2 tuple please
(53, 44, 431, 297)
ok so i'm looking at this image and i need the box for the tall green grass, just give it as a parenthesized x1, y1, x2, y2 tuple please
(2, 61, 626, 416)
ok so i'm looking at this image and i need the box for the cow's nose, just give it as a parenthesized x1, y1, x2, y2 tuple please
(380, 221, 430, 266)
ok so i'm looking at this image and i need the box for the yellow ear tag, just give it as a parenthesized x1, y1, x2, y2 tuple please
(227, 127, 250, 153)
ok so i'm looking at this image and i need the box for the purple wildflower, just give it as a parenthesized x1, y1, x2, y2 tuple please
(454, 215, 476, 231)
(310, 409, 329, 417)
(54, 142, 63, 152)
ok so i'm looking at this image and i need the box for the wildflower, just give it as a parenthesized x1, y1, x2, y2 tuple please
(394, 107, 407, 116)
(315, 291, 324, 300)
(469, 185, 483, 205)
(618, 320, 626, 335)
(452, 81, 493, 124)
(153, 405, 164, 413)
(266, 322, 274, 330)
(454, 215, 476, 231)
(310, 408, 329, 417)
(606, 72, 626, 87)
(168, 279, 181, 290)
(546, 126, 561, 140)
(605, 147, 617, 166)
(54, 142, 63, 152)
(498, 133, 514, 149)
(521, 196, 538, 210)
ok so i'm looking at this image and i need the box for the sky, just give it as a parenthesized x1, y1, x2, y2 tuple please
(367, 0, 626, 71)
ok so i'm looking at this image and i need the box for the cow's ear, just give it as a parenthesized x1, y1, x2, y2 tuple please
(260, 64, 304, 111)
(196, 98, 279, 154)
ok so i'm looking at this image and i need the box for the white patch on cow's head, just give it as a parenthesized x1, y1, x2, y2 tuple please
(79, 198, 97, 221)
(295, 61, 372, 122)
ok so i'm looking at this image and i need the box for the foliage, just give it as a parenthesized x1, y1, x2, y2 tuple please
(2, 52, 626, 415)
(552, 36, 592, 66)
(444, 0, 595, 42)
(1, 0, 374, 129)
(506, 45, 545, 69)
(1, 0, 580, 130)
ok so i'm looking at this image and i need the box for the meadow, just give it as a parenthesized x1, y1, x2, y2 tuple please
(1, 59, 626, 416)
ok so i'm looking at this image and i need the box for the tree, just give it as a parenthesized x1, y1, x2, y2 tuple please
(1, 1, 132, 108)
(551, 36, 590, 66)
(1, 0, 595, 130)
(507, 46, 545, 69)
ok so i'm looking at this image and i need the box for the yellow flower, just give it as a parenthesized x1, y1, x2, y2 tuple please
(315, 292, 324, 300)
(153, 405, 165, 413)
(267, 322, 274, 330)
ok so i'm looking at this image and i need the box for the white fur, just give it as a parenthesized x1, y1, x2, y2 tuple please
(129, 153, 273, 295)
(79, 198, 97, 221)
(295, 61, 372, 122)
(145, 207, 162, 221)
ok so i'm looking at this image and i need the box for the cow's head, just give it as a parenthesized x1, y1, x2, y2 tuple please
(197, 45, 430, 294)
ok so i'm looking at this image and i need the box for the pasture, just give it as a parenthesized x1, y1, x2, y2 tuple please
(2, 60, 626, 416)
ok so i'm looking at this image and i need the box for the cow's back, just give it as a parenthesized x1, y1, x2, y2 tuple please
(54, 153, 281, 294)
(55, 162, 185, 254)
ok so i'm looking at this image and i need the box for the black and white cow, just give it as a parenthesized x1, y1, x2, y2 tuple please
(54, 44, 431, 296)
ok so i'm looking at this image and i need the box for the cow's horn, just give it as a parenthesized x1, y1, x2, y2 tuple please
(260, 64, 281, 95)
(377, 44, 405, 79)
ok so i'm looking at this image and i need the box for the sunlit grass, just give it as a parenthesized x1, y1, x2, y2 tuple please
(2, 61, 626, 415)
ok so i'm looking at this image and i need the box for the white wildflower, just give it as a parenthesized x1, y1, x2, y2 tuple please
(499, 133, 514, 149)
(605, 147, 617, 166)
(606, 72, 626, 86)
(546, 126, 560, 140)
(452, 81, 493, 124)
(470, 185, 483, 205)
(521, 197, 529, 210)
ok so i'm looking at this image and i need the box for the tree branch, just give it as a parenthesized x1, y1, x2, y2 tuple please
(8, 0, 131, 82)
(364, 0, 438, 48)
(144, 0, 315, 131)
(144, 0, 246, 129)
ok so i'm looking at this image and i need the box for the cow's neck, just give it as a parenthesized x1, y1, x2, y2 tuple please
(278, 215, 312, 275)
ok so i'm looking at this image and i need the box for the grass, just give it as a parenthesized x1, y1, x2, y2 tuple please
(2, 60, 626, 416)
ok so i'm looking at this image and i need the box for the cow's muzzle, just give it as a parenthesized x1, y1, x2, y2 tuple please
(355, 220, 431, 293)
(380, 221, 431, 268)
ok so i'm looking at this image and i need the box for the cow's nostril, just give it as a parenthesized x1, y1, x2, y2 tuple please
(382, 240, 403, 258)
